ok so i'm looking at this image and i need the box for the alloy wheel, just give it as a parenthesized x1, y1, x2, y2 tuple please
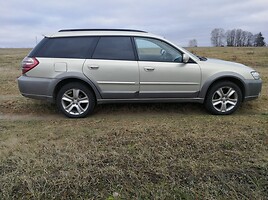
(212, 86, 238, 113)
(61, 88, 90, 116)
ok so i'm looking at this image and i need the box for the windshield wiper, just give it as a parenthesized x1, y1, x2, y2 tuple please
(196, 55, 207, 61)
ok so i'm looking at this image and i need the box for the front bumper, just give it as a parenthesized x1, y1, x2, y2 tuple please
(244, 79, 262, 101)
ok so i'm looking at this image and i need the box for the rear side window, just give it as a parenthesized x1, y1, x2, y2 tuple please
(92, 37, 135, 60)
(33, 37, 97, 59)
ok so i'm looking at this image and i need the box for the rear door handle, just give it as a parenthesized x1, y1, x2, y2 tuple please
(144, 67, 155, 72)
(88, 65, 99, 70)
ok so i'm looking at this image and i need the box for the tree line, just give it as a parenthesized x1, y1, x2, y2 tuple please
(211, 28, 266, 47)
(188, 28, 266, 47)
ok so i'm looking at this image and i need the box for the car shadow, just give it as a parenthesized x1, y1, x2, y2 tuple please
(94, 102, 207, 115)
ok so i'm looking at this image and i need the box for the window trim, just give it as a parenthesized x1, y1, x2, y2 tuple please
(30, 35, 197, 63)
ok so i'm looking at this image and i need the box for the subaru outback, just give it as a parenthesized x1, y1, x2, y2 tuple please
(18, 29, 262, 118)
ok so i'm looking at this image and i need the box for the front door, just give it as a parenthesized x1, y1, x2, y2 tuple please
(134, 37, 201, 98)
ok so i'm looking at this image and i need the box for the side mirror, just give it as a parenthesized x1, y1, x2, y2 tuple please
(182, 54, 190, 63)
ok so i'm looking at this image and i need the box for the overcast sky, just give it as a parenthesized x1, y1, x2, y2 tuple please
(1, 0, 267, 47)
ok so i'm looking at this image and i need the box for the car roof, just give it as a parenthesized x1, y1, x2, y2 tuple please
(48, 29, 160, 38)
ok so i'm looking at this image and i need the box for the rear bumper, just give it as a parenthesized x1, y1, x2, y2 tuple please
(18, 75, 54, 102)
(244, 79, 262, 101)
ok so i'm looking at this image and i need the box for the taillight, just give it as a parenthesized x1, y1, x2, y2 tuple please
(21, 57, 39, 74)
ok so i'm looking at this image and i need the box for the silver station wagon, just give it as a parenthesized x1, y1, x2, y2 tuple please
(18, 29, 262, 118)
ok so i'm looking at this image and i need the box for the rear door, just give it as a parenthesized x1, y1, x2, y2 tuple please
(83, 36, 139, 99)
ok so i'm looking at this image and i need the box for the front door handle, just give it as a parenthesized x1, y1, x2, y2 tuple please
(144, 67, 155, 72)
(88, 65, 99, 70)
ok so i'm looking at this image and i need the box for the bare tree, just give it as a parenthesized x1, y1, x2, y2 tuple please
(235, 29, 243, 46)
(225, 29, 254, 46)
(240, 31, 248, 46)
(211, 28, 225, 46)
(245, 32, 254, 46)
(212, 28, 264, 47)
(226, 29, 236, 46)
(226, 30, 232, 46)
(188, 39, 198, 47)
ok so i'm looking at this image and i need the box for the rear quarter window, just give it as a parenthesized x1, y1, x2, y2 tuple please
(32, 37, 97, 59)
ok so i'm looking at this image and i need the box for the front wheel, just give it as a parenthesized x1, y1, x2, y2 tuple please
(56, 83, 96, 118)
(205, 81, 242, 115)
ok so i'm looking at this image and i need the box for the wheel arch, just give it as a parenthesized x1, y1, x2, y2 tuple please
(50, 73, 102, 102)
(200, 74, 246, 101)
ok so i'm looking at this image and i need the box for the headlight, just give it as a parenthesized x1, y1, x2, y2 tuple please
(251, 71, 260, 80)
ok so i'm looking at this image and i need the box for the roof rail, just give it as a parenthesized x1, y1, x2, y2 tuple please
(58, 29, 147, 33)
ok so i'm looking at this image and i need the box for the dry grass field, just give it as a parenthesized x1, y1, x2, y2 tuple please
(0, 47, 267, 199)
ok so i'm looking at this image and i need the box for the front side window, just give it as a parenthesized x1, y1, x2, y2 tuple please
(34, 37, 97, 58)
(134, 37, 182, 62)
(92, 37, 135, 60)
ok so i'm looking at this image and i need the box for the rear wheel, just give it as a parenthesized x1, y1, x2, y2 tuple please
(205, 81, 242, 115)
(56, 83, 95, 118)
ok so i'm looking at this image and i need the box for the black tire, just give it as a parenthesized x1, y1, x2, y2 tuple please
(56, 82, 96, 118)
(205, 81, 242, 115)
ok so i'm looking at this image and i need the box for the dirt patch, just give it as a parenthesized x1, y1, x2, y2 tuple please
(0, 113, 62, 121)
